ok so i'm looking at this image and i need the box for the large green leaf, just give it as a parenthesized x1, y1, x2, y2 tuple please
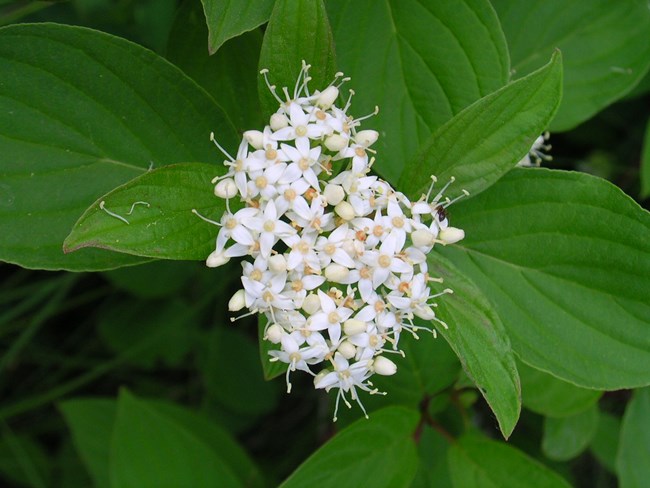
(428, 253, 521, 439)
(411, 426, 453, 488)
(62, 395, 262, 488)
(167, 1, 264, 133)
(448, 434, 572, 488)
(280, 406, 419, 488)
(59, 399, 116, 488)
(326, 0, 510, 183)
(518, 360, 601, 418)
(64, 163, 225, 260)
(399, 52, 562, 200)
(258, 0, 336, 117)
(542, 404, 599, 461)
(441, 168, 650, 389)
(0, 23, 238, 271)
(617, 388, 650, 488)
(111, 391, 259, 488)
(146, 400, 263, 488)
(492, 0, 650, 131)
(200, 0, 273, 55)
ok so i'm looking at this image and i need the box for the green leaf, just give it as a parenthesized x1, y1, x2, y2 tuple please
(200, 327, 279, 417)
(641, 117, 650, 199)
(145, 400, 263, 488)
(167, 1, 264, 133)
(326, 0, 510, 183)
(111, 391, 256, 488)
(542, 404, 599, 461)
(62, 395, 263, 488)
(59, 399, 116, 488)
(448, 434, 572, 488)
(399, 52, 562, 200)
(201, 0, 273, 55)
(411, 425, 453, 488)
(428, 253, 521, 439)
(441, 168, 650, 389)
(0, 23, 238, 271)
(64, 163, 226, 260)
(258, 0, 336, 117)
(518, 360, 601, 418)
(617, 387, 650, 488)
(280, 406, 419, 488)
(590, 411, 621, 474)
(492, 0, 650, 131)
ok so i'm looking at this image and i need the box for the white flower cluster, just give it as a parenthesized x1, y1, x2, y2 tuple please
(202, 62, 466, 420)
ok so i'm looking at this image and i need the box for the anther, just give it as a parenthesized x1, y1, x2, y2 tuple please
(432, 176, 455, 204)
(442, 189, 470, 208)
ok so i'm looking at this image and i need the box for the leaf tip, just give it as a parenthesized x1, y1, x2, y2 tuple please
(551, 47, 563, 62)
(61, 236, 78, 254)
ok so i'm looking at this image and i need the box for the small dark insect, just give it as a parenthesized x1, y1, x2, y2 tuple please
(435, 205, 448, 221)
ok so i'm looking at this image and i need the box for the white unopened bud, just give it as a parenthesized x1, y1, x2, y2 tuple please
(243, 130, 264, 149)
(270, 113, 288, 131)
(313, 369, 330, 388)
(266, 323, 284, 344)
(439, 227, 465, 245)
(414, 305, 436, 321)
(324, 134, 347, 152)
(206, 249, 230, 268)
(214, 178, 237, 199)
(325, 263, 349, 283)
(228, 289, 246, 312)
(373, 356, 397, 376)
(334, 201, 355, 221)
(268, 254, 287, 273)
(411, 229, 435, 247)
(338, 340, 357, 359)
(302, 293, 321, 314)
(316, 85, 339, 109)
(343, 319, 367, 336)
(355, 130, 379, 147)
(323, 184, 345, 206)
